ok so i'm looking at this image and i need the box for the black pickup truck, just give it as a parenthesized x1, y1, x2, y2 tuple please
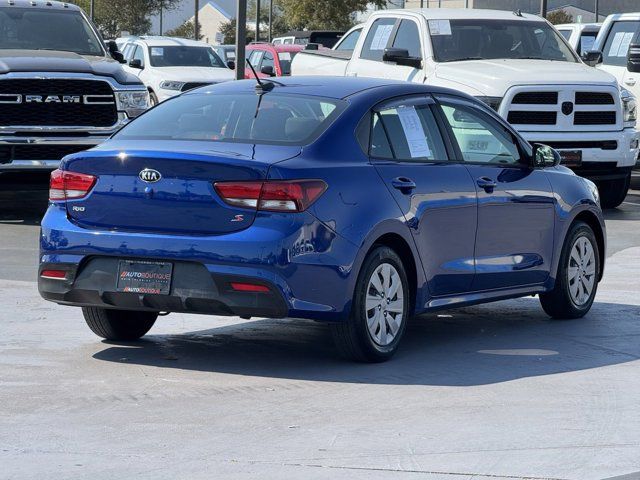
(0, 0, 149, 198)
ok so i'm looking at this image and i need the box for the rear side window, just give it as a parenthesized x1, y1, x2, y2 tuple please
(392, 20, 422, 58)
(360, 18, 396, 61)
(557, 29, 572, 41)
(602, 21, 640, 66)
(369, 103, 448, 162)
(115, 93, 346, 146)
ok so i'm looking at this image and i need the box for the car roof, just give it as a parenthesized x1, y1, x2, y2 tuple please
(2, 0, 81, 11)
(247, 43, 304, 52)
(131, 36, 212, 48)
(186, 76, 460, 101)
(376, 8, 543, 22)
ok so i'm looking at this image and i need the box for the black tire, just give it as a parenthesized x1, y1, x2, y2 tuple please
(149, 91, 159, 106)
(540, 221, 600, 319)
(82, 307, 157, 341)
(599, 173, 630, 209)
(330, 246, 410, 362)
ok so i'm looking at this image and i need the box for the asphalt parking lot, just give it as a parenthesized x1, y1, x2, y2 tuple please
(1, 187, 640, 480)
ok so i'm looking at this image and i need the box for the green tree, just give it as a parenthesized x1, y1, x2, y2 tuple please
(218, 18, 255, 44)
(166, 20, 204, 40)
(546, 9, 574, 25)
(277, 0, 385, 30)
(69, 0, 179, 38)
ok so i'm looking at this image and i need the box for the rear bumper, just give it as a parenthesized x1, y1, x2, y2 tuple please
(38, 204, 360, 321)
(521, 127, 639, 170)
(39, 258, 288, 318)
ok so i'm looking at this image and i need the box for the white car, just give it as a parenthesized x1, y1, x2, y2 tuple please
(119, 36, 235, 104)
(292, 8, 639, 208)
(555, 23, 601, 57)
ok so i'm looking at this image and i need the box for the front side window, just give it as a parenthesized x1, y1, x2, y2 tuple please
(115, 93, 346, 146)
(439, 101, 522, 165)
(148, 46, 225, 68)
(0, 7, 104, 55)
(578, 31, 598, 56)
(392, 19, 422, 58)
(261, 51, 275, 71)
(370, 103, 447, 162)
(335, 28, 362, 51)
(132, 45, 145, 65)
(601, 21, 640, 66)
(431, 19, 577, 63)
(360, 17, 396, 61)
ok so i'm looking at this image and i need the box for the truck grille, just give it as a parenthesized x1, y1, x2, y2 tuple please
(0, 79, 117, 127)
(0, 144, 89, 163)
(504, 87, 619, 130)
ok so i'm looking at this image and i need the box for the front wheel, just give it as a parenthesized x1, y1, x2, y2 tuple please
(331, 246, 409, 362)
(540, 221, 600, 319)
(82, 307, 157, 341)
(599, 173, 630, 209)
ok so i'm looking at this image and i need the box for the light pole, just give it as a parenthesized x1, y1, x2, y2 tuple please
(236, 0, 247, 80)
(268, 0, 273, 42)
(90, 0, 94, 20)
(255, 0, 260, 42)
(594, 0, 599, 21)
(194, 0, 199, 40)
(540, 0, 547, 18)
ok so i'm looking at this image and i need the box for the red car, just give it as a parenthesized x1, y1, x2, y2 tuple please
(245, 43, 304, 78)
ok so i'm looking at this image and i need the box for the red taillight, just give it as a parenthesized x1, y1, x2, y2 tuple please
(49, 169, 97, 201)
(230, 282, 270, 293)
(214, 180, 327, 212)
(40, 269, 67, 279)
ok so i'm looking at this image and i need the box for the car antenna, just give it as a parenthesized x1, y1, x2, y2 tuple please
(246, 58, 274, 93)
(513, 9, 523, 17)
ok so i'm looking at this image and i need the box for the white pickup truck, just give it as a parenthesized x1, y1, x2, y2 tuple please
(292, 8, 639, 208)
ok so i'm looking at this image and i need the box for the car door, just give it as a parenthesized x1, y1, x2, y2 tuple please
(245, 49, 264, 78)
(346, 17, 397, 79)
(367, 96, 478, 297)
(435, 95, 555, 290)
(598, 20, 640, 98)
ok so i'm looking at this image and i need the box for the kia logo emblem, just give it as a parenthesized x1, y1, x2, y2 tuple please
(561, 101, 574, 115)
(139, 168, 162, 183)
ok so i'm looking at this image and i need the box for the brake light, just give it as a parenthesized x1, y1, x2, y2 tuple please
(214, 180, 327, 212)
(49, 169, 97, 201)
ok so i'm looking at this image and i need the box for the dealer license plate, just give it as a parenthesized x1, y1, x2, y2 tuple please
(116, 260, 173, 295)
(559, 150, 582, 167)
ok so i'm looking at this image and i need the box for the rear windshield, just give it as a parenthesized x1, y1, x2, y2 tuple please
(148, 46, 226, 67)
(115, 93, 346, 145)
(0, 7, 104, 56)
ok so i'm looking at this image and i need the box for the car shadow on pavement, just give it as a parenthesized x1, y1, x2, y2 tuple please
(93, 298, 640, 386)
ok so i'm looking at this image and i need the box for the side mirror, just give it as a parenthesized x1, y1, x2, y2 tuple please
(128, 58, 143, 69)
(106, 40, 125, 63)
(627, 43, 640, 73)
(304, 43, 320, 51)
(533, 143, 561, 168)
(227, 60, 235, 70)
(383, 47, 422, 68)
(260, 65, 275, 76)
(582, 50, 602, 67)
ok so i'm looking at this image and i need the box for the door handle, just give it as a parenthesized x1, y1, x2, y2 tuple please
(625, 78, 637, 86)
(476, 176, 497, 193)
(391, 177, 416, 194)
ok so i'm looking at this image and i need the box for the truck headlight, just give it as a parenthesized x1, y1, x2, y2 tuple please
(160, 80, 185, 91)
(115, 91, 150, 118)
(621, 90, 637, 123)
(475, 96, 503, 111)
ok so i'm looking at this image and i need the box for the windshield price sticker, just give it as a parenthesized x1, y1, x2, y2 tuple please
(397, 106, 432, 159)
(370, 24, 394, 50)
(151, 47, 164, 56)
(428, 19, 452, 36)
(608, 31, 634, 57)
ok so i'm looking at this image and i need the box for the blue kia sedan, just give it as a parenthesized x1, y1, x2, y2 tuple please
(39, 77, 605, 362)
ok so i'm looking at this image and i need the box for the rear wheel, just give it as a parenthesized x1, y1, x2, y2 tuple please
(540, 221, 599, 319)
(331, 246, 409, 362)
(82, 307, 157, 341)
(599, 173, 630, 209)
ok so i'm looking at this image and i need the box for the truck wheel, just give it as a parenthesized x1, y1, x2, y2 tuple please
(540, 221, 599, 319)
(82, 307, 157, 341)
(599, 173, 630, 209)
(330, 246, 409, 362)
(149, 91, 159, 106)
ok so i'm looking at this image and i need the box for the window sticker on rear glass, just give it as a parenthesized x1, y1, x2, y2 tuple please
(370, 23, 394, 50)
(397, 106, 432, 159)
(428, 19, 452, 36)
(151, 47, 164, 56)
